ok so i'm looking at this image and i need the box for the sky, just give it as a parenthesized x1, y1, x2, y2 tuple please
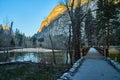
(0, 0, 59, 36)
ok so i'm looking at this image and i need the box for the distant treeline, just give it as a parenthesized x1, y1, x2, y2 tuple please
(0, 23, 41, 49)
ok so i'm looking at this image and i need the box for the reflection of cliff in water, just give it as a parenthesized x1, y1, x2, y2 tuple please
(0, 52, 70, 64)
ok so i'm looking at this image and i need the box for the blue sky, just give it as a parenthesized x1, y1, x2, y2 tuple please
(0, 0, 59, 36)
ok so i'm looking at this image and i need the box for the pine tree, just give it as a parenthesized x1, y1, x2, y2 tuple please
(85, 9, 95, 46)
(96, 0, 119, 56)
(10, 38, 15, 47)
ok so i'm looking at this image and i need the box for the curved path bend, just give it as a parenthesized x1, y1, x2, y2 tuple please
(71, 48, 120, 80)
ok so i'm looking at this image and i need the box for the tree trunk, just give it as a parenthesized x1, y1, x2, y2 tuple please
(68, 24, 73, 65)
(66, 48, 68, 64)
(103, 29, 105, 56)
(49, 34, 56, 65)
(106, 26, 109, 57)
(72, 21, 81, 61)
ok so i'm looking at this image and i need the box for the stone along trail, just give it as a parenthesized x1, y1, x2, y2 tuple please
(71, 48, 120, 80)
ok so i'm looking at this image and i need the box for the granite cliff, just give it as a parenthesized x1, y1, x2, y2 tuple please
(34, 0, 99, 49)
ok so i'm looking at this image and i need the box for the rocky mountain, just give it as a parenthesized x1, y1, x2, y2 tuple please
(34, 0, 98, 49)
(38, 0, 89, 32)
(38, 4, 67, 32)
(2, 25, 10, 30)
(35, 11, 70, 49)
(0, 24, 13, 35)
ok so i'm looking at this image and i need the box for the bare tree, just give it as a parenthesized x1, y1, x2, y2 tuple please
(48, 24, 56, 65)
(61, 0, 90, 61)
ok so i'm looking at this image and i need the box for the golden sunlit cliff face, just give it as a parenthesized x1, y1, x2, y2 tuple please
(69, 0, 89, 8)
(3, 25, 10, 30)
(38, 0, 89, 32)
(38, 4, 67, 32)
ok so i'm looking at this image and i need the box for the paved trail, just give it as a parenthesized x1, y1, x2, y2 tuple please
(71, 48, 120, 80)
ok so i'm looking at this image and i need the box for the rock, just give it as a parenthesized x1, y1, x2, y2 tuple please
(34, 0, 98, 49)
(69, 68, 76, 73)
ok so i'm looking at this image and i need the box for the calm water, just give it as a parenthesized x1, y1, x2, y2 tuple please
(0, 51, 70, 64)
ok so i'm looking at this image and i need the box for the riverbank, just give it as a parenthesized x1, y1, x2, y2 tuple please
(0, 48, 62, 53)
(0, 63, 71, 80)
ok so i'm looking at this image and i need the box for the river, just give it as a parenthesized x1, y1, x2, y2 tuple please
(0, 51, 70, 64)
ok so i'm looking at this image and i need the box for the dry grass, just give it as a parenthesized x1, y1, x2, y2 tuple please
(109, 48, 120, 63)
(109, 48, 120, 54)
(0, 64, 71, 80)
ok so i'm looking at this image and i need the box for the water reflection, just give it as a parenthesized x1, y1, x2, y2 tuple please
(0, 52, 69, 64)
